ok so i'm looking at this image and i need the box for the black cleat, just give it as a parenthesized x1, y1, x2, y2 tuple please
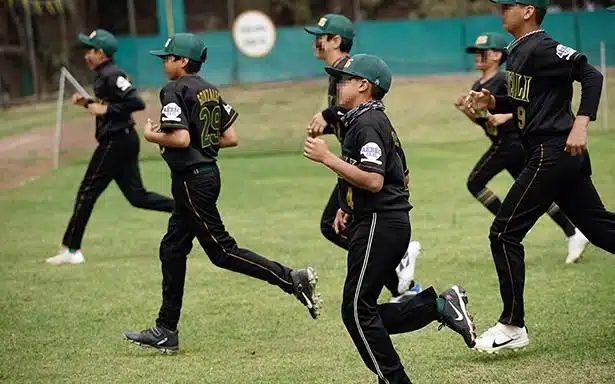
(124, 325, 179, 353)
(291, 267, 321, 319)
(438, 285, 476, 348)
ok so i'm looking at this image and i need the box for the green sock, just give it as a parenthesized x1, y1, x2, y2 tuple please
(436, 297, 446, 315)
(68, 248, 78, 254)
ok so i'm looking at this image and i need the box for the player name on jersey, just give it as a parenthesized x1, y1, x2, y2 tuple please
(506, 71, 533, 102)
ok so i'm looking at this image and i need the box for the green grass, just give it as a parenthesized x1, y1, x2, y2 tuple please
(1, 75, 615, 383)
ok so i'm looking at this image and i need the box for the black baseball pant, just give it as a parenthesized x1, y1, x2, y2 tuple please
(156, 166, 295, 331)
(490, 135, 615, 327)
(341, 211, 440, 384)
(467, 140, 576, 237)
(321, 184, 402, 296)
(62, 128, 174, 250)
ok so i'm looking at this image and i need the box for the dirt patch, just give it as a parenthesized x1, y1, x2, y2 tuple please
(0, 109, 157, 190)
(0, 74, 475, 190)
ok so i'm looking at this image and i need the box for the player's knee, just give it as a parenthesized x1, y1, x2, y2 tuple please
(126, 193, 148, 208)
(340, 298, 355, 327)
(159, 239, 192, 262)
(466, 178, 483, 197)
(320, 219, 335, 239)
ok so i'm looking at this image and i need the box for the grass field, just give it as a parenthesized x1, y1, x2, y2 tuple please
(1, 74, 615, 384)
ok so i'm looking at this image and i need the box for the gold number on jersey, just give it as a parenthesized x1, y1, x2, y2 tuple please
(486, 123, 498, 137)
(199, 105, 221, 148)
(517, 106, 526, 130)
(346, 187, 354, 209)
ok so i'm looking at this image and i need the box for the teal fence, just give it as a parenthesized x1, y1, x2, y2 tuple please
(112, 10, 615, 90)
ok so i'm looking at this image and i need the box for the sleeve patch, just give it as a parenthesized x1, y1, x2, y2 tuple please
(556, 44, 577, 61)
(360, 142, 383, 165)
(116, 76, 132, 91)
(161, 102, 182, 122)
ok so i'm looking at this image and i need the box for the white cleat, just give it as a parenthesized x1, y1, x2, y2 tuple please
(46, 248, 85, 265)
(396, 241, 421, 294)
(566, 229, 589, 264)
(474, 322, 529, 353)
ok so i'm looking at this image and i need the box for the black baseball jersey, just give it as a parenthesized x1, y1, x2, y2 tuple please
(501, 30, 592, 136)
(471, 72, 519, 142)
(92, 60, 145, 139)
(158, 75, 238, 172)
(338, 109, 411, 216)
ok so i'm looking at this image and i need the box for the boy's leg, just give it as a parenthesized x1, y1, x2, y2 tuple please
(180, 171, 320, 318)
(467, 144, 508, 215)
(320, 184, 348, 249)
(476, 140, 567, 352)
(124, 209, 194, 353)
(555, 152, 615, 254)
(505, 143, 587, 262)
(341, 212, 411, 384)
(114, 130, 174, 213)
(52, 140, 116, 262)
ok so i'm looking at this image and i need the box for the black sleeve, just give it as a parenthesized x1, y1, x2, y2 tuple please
(574, 61, 603, 121)
(105, 73, 145, 116)
(354, 125, 388, 175)
(321, 106, 347, 135)
(219, 97, 239, 133)
(159, 85, 189, 131)
(534, 40, 587, 77)
(391, 129, 409, 176)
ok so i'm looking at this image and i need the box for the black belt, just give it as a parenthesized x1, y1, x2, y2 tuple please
(182, 163, 217, 175)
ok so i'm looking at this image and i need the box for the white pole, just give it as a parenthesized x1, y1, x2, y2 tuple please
(61, 67, 92, 99)
(600, 41, 608, 131)
(53, 71, 66, 170)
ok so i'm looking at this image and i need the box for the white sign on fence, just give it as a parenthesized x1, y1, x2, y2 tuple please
(232, 10, 276, 58)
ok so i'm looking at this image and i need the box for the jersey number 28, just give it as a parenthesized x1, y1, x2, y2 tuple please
(199, 105, 221, 148)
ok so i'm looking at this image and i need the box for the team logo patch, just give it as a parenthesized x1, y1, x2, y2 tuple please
(161, 102, 182, 122)
(475, 35, 488, 45)
(89, 30, 96, 38)
(556, 44, 577, 60)
(115, 76, 132, 91)
(318, 17, 327, 27)
(360, 142, 383, 165)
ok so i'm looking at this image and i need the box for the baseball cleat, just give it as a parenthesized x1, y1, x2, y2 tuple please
(396, 241, 421, 294)
(291, 267, 321, 319)
(566, 229, 589, 264)
(46, 248, 85, 265)
(474, 323, 529, 353)
(124, 325, 179, 353)
(438, 285, 476, 348)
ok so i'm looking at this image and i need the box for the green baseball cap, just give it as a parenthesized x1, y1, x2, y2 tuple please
(490, 0, 548, 8)
(150, 33, 207, 62)
(466, 32, 508, 53)
(325, 53, 392, 93)
(304, 14, 355, 40)
(78, 29, 118, 55)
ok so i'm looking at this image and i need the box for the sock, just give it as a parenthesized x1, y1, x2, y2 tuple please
(436, 297, 446, 315)
(547, 204, 576, 237)
(68, 248, 78, 254)
(475, 188, 502, 215)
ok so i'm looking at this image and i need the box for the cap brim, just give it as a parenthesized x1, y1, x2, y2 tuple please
(77, 34, 96, 48)
(465, 46, 485, 53)
(304, 26, 326, 35)
(149, 49, 170, 57)
(324, 66, 350, 78)
(490, 0, 517, 4)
